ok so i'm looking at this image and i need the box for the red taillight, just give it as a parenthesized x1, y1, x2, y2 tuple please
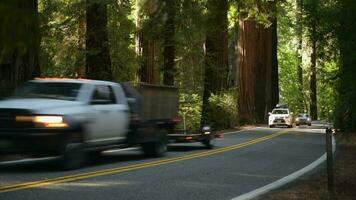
(216, 133, 224, 138)
(172, 118, 181, 123)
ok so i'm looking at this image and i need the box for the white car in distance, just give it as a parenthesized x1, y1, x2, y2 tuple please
(268, 108, 293, 128)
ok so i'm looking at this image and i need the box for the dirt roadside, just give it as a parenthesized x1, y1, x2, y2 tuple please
(256, 133, 356, 200)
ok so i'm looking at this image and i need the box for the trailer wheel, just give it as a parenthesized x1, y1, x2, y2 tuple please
(203, 135, 215, 149)
(142, 129, 167, 157)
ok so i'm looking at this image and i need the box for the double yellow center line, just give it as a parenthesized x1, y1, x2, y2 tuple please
(0, 130, 288, 193)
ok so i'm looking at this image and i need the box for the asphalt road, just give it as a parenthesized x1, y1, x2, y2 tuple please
(0, 127, 326, 200)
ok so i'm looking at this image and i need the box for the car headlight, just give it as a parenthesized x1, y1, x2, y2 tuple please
(16, 115, 68, 128)
(202, 126, 211, 134)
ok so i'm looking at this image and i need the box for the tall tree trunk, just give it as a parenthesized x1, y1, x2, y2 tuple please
(0, 0, 40, 96)
(270, 16, 279, 113)
(237, 17, 257, 124)
(135, 0, 144, 82)
(136, 0, 157, 84)
(237, 7, 278, 124)
(138, 35, 156, 85)
(76, 5, 86, 78)
(85, 0, 112, 80)
(335, 0, 356, 131)
(296, 0, 307, 112)
(201, 0, 228, 125)
(163, 0, 176, 86)
(309, 22, 318, 120)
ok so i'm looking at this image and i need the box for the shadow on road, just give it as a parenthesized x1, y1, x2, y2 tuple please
(168, 145, 207, 152)
(0, 144, 210, 173)
(0, 153, 147, 173)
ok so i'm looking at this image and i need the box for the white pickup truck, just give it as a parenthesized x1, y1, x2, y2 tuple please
(0, 79, 178, 169)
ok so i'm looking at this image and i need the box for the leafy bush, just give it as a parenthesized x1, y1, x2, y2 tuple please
(206, 89, 239, 130)
(177, 93, 202, 132)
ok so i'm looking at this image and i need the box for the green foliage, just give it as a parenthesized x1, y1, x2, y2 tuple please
(175, 0, 206, 94)
(317, 61, 338, 120)
(38, 0, 84, 77)
(108, 1, 138, 81)
(278, 0, 338, 120)
(178, 89, 238, 131)
(238, 0, 277, 27)
(178, 93, 202, 131)
(277, 0, 305, 114)
(206, 89, 238, 130)
(278, 46, 304, 114)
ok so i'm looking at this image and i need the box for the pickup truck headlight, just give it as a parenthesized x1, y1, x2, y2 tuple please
(16, 115, 68, 128)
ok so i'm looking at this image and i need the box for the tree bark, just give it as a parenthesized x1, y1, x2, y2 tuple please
(0, 0, 40, 96)
(85, 0, 112, 80)
(163, 0, 176, 86)
(136, 0, 156, 84)
(335, 0, 356, 131)
(201, 0, 228, 125)
(296, 0, 307, 112)
(270, 17, 279, 113)
(76, 5, 86, 78)
(237, 8, 278, 124)
(309, 20, 318, 120)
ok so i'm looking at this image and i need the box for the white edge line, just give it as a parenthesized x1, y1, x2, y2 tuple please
(231, 134, 335, 200)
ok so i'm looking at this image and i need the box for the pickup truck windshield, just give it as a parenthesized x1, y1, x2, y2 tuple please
(13, 82, 82, 101)
(272, 109, 288, 114)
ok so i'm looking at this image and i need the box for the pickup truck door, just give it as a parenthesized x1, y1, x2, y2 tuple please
(105, 85, 129, 140)
(87, 85, 128, 145)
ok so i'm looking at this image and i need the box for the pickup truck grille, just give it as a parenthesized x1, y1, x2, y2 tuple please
(0, 109, 34, 130)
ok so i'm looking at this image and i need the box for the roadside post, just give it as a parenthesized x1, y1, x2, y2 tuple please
(326, 127, 334, 194)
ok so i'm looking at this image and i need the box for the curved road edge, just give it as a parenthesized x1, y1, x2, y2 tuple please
(231, 133, 336, 200)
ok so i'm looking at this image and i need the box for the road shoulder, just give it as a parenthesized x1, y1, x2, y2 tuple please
(253, 133, 356, 200)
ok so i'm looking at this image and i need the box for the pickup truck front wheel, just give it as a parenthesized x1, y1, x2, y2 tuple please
(59, 133, 86, 170)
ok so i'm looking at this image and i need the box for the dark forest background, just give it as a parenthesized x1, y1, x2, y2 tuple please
(1, 0, 355, 132)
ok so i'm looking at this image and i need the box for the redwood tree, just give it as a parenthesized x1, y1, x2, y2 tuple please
(162, 0, 176, 86)
(296, 0, 307, 112)
(201, 0, 229, 124)
(86, 0, 112, 80)
(136, 0, 157, 84)
(334, 0, 356, 131)
(309, 23, 318, 120)
(304, 0, 319, 120)
(237, 1, 279, 124)
(0, 0, 40, 95)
